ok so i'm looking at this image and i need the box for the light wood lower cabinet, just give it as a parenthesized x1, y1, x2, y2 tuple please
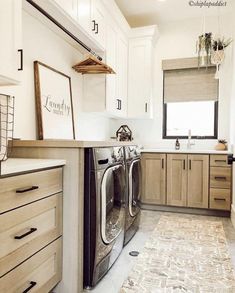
(141, 153, 166, 204)
(166, 154, 209, 208)
(0, 166, 63, 292)
(0, 238, 62, 293)
(167, 154, 187, 207)
(142, 153, 232, 211)
(187, 155, 209, 208)
(142, 153, 210, 209)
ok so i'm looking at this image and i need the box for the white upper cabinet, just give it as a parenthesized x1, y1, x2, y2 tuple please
(0, 0, 22, 85)
(54, 0, 78, 20)
(115, 32, 128, 117)
(105, 22, 117, 115)
(128, 26, 158, 119)
(77, 0, 91, 33)
(91, 0, 106, 48)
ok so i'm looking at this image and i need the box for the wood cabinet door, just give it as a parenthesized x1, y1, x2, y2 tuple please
(187, 155, 209, 208)
(141, 154, 166, 205)
(167, 154, 187, 207)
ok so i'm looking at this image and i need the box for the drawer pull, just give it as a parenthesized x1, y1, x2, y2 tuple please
(22, 281, 37, 293)
(214, 176, 227, 181)
(16, 186, 39, 193)
(14, 228, 37, 240)
(214, 198, 226, 201)
(215, 160, 227, 163)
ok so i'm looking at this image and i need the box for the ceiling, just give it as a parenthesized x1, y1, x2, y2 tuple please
(114, 0, 233, 27)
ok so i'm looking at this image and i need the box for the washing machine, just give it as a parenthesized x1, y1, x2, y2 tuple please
(124, 146, 141, 246)
(83, 147, 126, 289)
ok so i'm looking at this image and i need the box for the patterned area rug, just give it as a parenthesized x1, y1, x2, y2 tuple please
(120, 215, 235, 293)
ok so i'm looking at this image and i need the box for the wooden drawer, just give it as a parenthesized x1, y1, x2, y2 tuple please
(0, 194, 62, 277)
(0, 168, 62, 213)
(210, 188, 231, 211)
(0, 238, 62, 293)
(210, 167, 231, 189)
(210, 155, 229, 167)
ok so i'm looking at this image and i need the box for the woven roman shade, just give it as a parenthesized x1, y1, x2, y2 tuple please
(164, 66, 218, 103)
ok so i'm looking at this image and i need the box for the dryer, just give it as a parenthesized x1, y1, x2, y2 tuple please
(124, 146, 141, 246)
(83, 147, 126, 289)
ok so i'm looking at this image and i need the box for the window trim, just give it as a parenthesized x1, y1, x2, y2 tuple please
(162, 101, 219, 139)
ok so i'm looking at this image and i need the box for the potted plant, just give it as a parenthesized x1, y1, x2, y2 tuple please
(196, 32, 212, 67)
(215, 139, 228, 151)
(211, 37, 233, 78)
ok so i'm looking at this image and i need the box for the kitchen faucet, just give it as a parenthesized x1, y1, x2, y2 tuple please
(187, 129, 195, 149)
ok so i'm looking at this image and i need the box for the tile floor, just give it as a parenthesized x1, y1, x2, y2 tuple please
(87, 210, 235, 293)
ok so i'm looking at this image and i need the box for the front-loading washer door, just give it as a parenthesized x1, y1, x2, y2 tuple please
(101, 164, 125, 244)
(129, 159, 141, 217)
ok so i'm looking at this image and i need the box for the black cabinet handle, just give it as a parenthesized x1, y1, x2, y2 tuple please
(145, 103, 148, 113)
(162, 158, 164, 169)
(14, 228, 37, 240)
(214, 198, 226, 201)
(116, 99, 119, 110)
(183, 160, 186, 170)
(215, 160, 227, 163)
(16, 186, 39, 193)
(95, 23, 99, 34)
(22, 281, 37, 293)
(214, 176, 227, 181)
(18, 49, 23, 71)
(189, 160, 192, 170)
(117, 99, 121, 110)
(92, 20, 96, 31)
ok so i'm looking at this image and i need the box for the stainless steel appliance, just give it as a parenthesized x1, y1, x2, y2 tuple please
(124, 146, 141, 246)
(83, 147, 126, 289)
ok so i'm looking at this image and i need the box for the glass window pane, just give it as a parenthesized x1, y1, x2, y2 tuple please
(166, 101, 215, 137)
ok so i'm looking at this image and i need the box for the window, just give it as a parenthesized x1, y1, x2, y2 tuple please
(162, 63, 219, 139)
(163, 101, 218, 138)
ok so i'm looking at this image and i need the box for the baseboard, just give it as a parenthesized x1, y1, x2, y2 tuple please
(231, 204, 235, 228)
(140, 203, 230, 218)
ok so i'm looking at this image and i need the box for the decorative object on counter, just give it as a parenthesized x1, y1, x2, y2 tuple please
(215, 139, 228, 151)
(34, 61, 75, 140)
(175, 138, 180, 150)
(0, 94, 14, 161)
(211, 37, 232, 79)
(116, 125, 133, 141)
(72, 55, 115, 74)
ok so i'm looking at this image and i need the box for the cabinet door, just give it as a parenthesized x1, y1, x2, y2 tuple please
(77, 0, 91, 33)
(167, 154, 187, 207)
(115, 33, 128, 117)
(0, 0, 22, 85)
(141, 154, 166, 205)
(128, 38, 152, 118)
(54, 0, 78, 20)
(105, 22, 117, 115)
(91, 0, 106, 47)
(188, 155, 209, 208)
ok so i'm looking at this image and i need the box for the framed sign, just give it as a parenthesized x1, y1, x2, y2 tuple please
(34, 61, 75, 140)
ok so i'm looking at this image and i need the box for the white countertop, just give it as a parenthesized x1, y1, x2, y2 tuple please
(0, 158, 66, 176)
(141, 148, 233, 155)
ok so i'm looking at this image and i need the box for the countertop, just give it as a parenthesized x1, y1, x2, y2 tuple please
(0, 158, 66, 176)
(11, 140, 136, 148)
(141, 148, 233, 155)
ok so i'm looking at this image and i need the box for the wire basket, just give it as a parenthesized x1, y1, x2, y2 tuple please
(0, 94, 15, 161)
